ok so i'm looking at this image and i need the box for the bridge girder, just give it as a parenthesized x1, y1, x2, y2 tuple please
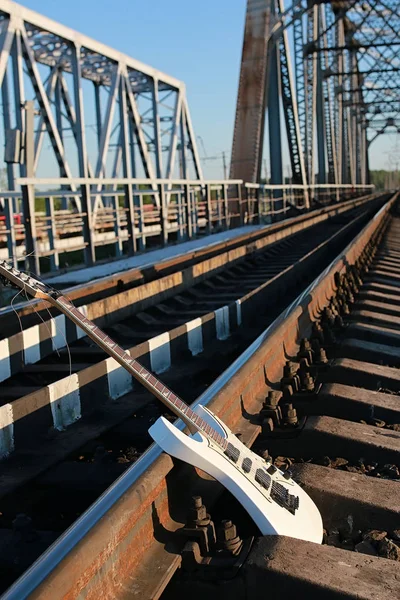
(231, 0, 400, 187)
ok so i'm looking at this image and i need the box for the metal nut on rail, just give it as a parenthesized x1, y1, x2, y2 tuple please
(182, 496, 216, 555)
(218, 520, 243, 556)
(348, 266, 362, 289)
(299, 358, 315, 391)
(300, 370, 315, 393)
(284, 361, 297, 377)
(311, 322, 325, 344)
(281, 361, 300, 393)
(334, 314, 345, 329)
(283, 403, 298, 426)
(335, 292, 349, 315)
(334, 272, 342, 288)
(322, 307, 335, 327)
(264, 390, 282, 407)
(298, 338, 313, 365)
(261, 391, 282, 426)
(313, 342, 329, 365)
(188, 496, 210, 528)
(330, 296, 341, 315)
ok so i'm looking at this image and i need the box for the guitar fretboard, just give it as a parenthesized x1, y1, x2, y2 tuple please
(56, 296, 227, 449)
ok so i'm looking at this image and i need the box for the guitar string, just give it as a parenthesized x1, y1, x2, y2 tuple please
(4, 256, 220, 437)
(10, 288, 25, 371)
(10, 253, 74, 372)
(6, 249, 51, 268)
(39, 300, 73, 393)
(24, 287, 74, 398)
(4, 256, 73, 398)
(3, 257, 291, 497)
(50, 298, 284, 487)
(3, 257, 237, 450)
(7, 286, 286, 498)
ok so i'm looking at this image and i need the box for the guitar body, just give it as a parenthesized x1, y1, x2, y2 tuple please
(149, 405, 323, 544)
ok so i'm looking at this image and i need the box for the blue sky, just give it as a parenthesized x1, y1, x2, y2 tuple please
(19, 0, 396, 177)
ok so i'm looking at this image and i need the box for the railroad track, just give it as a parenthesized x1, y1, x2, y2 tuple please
(0, 191, 399, 599)
(0, 195, 384, 389)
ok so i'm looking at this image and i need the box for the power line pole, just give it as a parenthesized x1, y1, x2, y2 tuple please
(222, 151, 227, 180)
(263, 158, 269, 182)
(200, 151, 229, 180)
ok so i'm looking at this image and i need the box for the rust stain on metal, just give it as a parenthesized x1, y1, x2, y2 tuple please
(31, 459, 174, 600)
(230, 0, 271, 182)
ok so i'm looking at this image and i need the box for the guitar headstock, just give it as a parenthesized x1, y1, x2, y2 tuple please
(0, 260, 59, 302)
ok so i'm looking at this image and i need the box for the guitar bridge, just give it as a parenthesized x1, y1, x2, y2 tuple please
(271, 481, 299, 514)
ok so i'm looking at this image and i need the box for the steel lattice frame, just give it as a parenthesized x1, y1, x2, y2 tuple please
(231, 0, 400, 189)
(0, 0, 203, 213)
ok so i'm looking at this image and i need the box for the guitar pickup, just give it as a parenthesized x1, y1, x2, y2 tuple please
(224, 442, 240, 463)
(255, 468, 271, 490)
(242, 457, 252, 473)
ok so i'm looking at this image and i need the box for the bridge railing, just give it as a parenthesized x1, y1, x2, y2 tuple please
(244, 183, 375, 225)
(0, 178, 375, 274)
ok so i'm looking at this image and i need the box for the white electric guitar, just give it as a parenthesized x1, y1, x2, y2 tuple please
(0, 260, 323, 544)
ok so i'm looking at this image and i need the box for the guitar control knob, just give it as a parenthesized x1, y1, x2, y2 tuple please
(267, 464, 277, 475)
(283, 470, 292, 480)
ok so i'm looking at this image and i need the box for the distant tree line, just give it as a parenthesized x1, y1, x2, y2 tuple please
(370, 170, 400, 190)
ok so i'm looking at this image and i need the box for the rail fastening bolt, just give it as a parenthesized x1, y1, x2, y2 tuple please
(298, 338, 313, 365)
(312, 322, 324, 343)
(316, 346, 328, 364)
(283, 403, 298, 426)
(341, 302, 350, 315)
(302, 371, 315, 392)
(219, 519, 243, 555)
(193, 496, 202, 509)
(264, 390, 282, 408)
(188, 496, 210, 527)
(283, 361, 297, 377)
(335, 314, 344, 329)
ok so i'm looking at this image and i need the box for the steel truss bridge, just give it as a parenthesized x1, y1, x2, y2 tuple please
(0, 0, 398, 273)
(232, 0, 400, 188)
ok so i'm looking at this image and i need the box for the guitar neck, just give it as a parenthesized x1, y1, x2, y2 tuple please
(54, 295, 226, 446)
